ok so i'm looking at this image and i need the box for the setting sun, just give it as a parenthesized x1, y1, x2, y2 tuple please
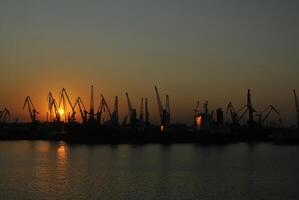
(58, 108, 65, 116)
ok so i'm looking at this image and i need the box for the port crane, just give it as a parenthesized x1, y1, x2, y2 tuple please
(236, 90, 256, 127)
(139, 98, 144, 122)
(89, 85, 95, 124)
(125, 92, 137, 127)
(59, 88, 76, 122)
(97, 94, 112, 125)
(293, 90, 299, 128)
(74, 97, 87, 124)
(145, 98, 150, 128)
(257, 105, 281, 127)
(48, 93, 61, 122)
(154, 86, 170, 131)
(0, 108, 10, 123)
(111, 96, 119, 126)
(226, 102, 239, 125)
(23, 96, 39, 123)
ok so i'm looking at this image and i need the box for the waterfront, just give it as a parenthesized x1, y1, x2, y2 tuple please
(0, 141, 299, 200)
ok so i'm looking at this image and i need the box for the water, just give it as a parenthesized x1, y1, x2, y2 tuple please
(0, 141, 299, 200)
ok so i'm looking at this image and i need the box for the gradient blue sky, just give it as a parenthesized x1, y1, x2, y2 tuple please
(0, 0, 298, 125)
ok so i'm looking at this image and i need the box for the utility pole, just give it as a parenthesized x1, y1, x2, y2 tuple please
(89, 85, 95, 124)
(293, 90, 299, 128)
(247, 89, 254, 127)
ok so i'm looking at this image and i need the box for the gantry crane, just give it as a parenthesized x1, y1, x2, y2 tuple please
(293, 90, 299, 128)
(257, 105, 281, 127)
(59, 88, 76, 122)
(154, 86, 170, 131)
(74, 97, 87, 124)
(23, 96, 39, 123)
(125, 92, 137, 127)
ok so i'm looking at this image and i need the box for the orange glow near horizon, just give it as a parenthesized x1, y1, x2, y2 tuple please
(196, 116, 202, 128)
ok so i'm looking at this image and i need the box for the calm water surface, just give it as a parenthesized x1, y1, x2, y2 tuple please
(0, 141, 299, 200)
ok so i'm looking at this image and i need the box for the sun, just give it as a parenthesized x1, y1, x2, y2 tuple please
(58, 108, 65, 116)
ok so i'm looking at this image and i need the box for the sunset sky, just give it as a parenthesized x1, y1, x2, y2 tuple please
(0, 0, 299, 125)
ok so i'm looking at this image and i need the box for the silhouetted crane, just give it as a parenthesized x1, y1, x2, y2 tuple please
(154, 86, 170, 131)
(257, 105, 281, 127)
(0, 108, 10, 123)
(48, 92, 61, 122)
(139, 98, 144, 122)
(23, 96, 39, 123)
(59, 88, 76, 122)
(125, 92, 137, 127)
(74, 97, 87, 124)
(89, 85, 95, 124)
(96, 94, 112, 125)
(236, 90, 256, 127)
(226, 102, 239, 125)
(293, 90, 299, 128)
(111, 96, 119, 127)
(145, 98, 150, 128)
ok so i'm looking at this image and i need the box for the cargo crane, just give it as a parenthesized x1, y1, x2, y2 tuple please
(293, 90, 299, 128)
(145, 98, 150, 128)
(226, 102, 239, 125)
(0, 108, 10, 123)
(89, 85, 95, 124)
(236, 90, 256, 127)
(48, 93, 61, 122)
(125, 92, 137, 127)
(139, 98, 144, 122)
(23, 96, 39, 123)
(257, 105, 281, 127)
(96, 94, 112, 125)
(59, 88, 76, 122)
(74, 97, 87, 124)
(111, 96, 119, 126)
(154, 86, 170, 131)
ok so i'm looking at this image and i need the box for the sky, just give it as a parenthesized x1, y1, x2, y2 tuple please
(0, 0, 299, 125)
